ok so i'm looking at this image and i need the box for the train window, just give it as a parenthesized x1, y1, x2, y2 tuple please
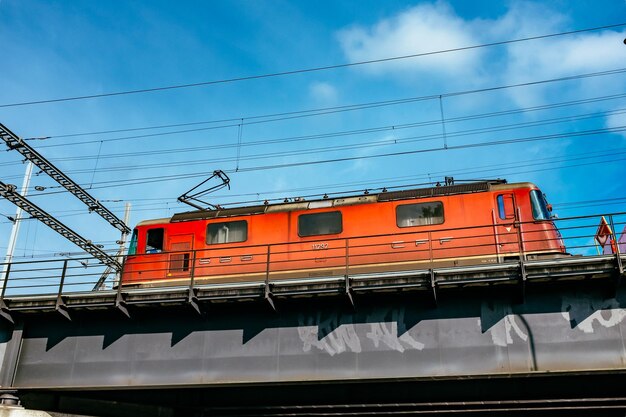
(497, 195, 515, 220)
(128, 229, 138, 255)
(146, 228, 164, 253)
(298, 211, 342, 237)
(207, 220, 248, 244)
(530, 190, 550, 220)
(396, 202, 444, 227)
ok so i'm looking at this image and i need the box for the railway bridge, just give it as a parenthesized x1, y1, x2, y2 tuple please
(0, 246, 625, 416)
(2, 87, 626, 416)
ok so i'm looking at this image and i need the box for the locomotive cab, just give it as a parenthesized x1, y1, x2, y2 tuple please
(493, 183, 565, 260)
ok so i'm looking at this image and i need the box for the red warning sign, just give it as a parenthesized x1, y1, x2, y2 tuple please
(595, 216, 615, 253)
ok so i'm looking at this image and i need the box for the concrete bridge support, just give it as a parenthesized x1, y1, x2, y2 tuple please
(0, 278, 626, 415)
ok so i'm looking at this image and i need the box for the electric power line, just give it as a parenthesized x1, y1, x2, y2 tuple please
(174, 153, 626, 208)
(0, 212, 15, 222)
(226, 125, 626, 175)
(2, 96, 625, 179)
(3, 22, 625, 109)
(12, 106, 624, 173)
(2, 147, 625, 226)
(3, 153, 624, 225)
(23, 69, 626, 149)
(14, 125, 625, 200)
(555, 196, 626, 207)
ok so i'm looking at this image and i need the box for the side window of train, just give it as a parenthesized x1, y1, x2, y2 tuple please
(207, 220, 248, 244)
(396, 202, 444, 227)
(496, 194, 515, 220)
(146, 228, 164, 253)
(298, 211, 342, 237)
(128, 229, 138, 255)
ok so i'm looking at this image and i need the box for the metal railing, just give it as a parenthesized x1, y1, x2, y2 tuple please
(0, 212, 624, 303)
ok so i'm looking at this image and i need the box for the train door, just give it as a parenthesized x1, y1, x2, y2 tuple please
(167, 234, 194, 278)
(141, 227, 169, 282)
(494, 193, 520, 260)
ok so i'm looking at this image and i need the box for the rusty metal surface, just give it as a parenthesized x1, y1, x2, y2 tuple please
(3, 283, 626, 390)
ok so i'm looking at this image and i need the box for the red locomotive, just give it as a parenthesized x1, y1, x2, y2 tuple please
(121, 180, 566, 287)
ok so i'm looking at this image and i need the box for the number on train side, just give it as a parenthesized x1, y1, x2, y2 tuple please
(312, 243, 329, 250)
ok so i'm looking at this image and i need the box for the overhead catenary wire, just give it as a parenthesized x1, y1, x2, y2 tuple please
(3, 22, 625, 109)
(225, 126, 626, 174)
(555, 196, 626, 207)
(23, 69, 626, 149)
(2, 106, 620, 221)
(5, 105, 623, 175)
(2, 154, 624, 227)
(162, 153, 626, 208)
(0, 212, 15, 222)
(0, 245, 123, 260)
(3, 92, 625, 180)
(194, 148, 626, 207)
(2, 145, 625, 219)
(0, 55, 622, 215)
(12, 124, 625, 200)
(556, 200, 626, 211)
(171, 155, 626, 209)
(0, 149, 617, 219)
(17, 129, 626, 198)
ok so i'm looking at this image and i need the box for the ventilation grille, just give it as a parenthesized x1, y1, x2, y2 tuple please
(377, 181, 504, 202)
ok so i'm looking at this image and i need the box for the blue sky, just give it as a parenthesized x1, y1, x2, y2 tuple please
(0, 0, 625, 261)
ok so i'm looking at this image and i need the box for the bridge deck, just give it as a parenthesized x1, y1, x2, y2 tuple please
(2, 254, 623, 315)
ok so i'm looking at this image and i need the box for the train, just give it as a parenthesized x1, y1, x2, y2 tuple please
(121, 180, 566, 287)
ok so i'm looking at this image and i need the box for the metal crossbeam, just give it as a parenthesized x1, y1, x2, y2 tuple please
(0, 181, 121, 270)
(0, 123, 130, 234)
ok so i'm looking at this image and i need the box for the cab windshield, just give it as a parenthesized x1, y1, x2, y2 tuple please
(530, 190, 550, 220)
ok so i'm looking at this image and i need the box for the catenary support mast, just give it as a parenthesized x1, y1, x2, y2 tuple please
(0, 123, 130, 234)
(0, 181, 121, 270)
(1, 162, 33, 285)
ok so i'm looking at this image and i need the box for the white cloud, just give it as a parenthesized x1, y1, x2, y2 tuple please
(337, 1, 626, 107)
(340, 134, 397, 174)
(605, 109, 626, 139)
(498, 2, 626, 107)
(337, 2, 484, 80)
(309, 81, 338, 102)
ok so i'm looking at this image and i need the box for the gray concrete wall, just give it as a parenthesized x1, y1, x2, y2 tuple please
(2, 284, 626, 389)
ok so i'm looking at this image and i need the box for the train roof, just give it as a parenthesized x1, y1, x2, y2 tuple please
(134, 180, 538, 226)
